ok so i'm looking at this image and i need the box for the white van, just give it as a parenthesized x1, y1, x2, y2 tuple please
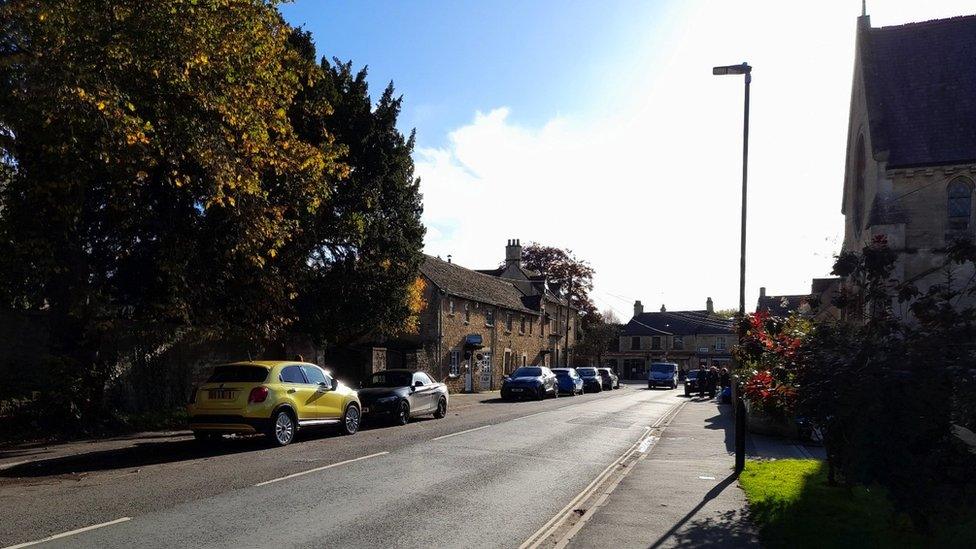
(647, 362, 678, 389)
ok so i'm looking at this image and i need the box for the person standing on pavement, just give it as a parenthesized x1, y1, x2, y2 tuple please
(720, 368, 731, 389)
(707, 366, 718, 398)
(697, 364, 707, 398)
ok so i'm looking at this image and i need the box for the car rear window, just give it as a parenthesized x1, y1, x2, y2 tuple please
(207, 365, 269, 383)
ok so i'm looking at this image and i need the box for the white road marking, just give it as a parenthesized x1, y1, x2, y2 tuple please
(3, 517, 131, 549)
(699, 475, 717, 480)
(430, 424, 491, 441)
(253, 452, 388, 487)
(509, 411, 548, 421)
(638, 436, 657, 453)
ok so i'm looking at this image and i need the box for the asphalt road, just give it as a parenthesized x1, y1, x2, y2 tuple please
(0, 385, 684, 548)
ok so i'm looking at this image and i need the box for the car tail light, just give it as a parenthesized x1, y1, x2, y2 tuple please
(248, 386, 269, 404)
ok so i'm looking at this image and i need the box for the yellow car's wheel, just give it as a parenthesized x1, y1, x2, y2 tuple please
(268, 409, 296, 446)
(339, 403, 361, 435)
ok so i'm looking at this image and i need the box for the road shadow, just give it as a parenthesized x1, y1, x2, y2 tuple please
(648, 472, 751, 548)
(0, 422, 370, 479)
(667, 507, 760, 548)
(703, 403, 736, 454)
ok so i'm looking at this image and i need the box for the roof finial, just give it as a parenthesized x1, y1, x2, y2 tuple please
(862, 0, 866, 17)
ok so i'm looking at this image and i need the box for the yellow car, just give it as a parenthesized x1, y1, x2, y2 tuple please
(187, 361, 361, 446)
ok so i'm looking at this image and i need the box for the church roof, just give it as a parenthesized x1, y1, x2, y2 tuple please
(860, 14, 976, 168)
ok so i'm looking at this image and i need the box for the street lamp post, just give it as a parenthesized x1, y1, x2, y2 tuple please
(713, 62, 751, 474)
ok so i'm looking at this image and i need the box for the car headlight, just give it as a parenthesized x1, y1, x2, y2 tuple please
(377, 396, 398, 403)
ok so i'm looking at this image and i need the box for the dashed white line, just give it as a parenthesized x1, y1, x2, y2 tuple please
(431, 424, 492, 441)
(253, 452, 388, 487)
(3, 517, 131, 549)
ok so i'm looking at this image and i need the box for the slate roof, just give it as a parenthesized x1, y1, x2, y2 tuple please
(756, 295, 811, 317)
(420, 256, 537, 314)
(860, 14, 976, 168)
(621, 310, 734, 337)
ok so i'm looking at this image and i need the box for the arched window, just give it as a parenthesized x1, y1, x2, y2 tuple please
(853, 134, 866, 231)
(947, 178, 973, 231)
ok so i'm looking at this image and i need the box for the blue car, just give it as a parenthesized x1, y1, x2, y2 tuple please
(552, 368, 584, 395)
(501, 366, 559, 400)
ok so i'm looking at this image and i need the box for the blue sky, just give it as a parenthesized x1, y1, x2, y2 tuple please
(282, 1, 975, 318)
(280, 0, 666, 149)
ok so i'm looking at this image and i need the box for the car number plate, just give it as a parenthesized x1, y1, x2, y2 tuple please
(208, 389, 235, 400)
(511, 388, 523, 392)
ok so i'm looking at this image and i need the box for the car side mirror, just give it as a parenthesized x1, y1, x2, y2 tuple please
(330, 379, 338, 391)
(414, 380, 423, 388)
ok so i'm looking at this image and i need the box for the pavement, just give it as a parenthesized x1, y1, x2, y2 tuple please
(0, 384, 824, 548)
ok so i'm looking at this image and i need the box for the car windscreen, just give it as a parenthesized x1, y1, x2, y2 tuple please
(651, 364, 675, 373)
(512, 367, 542, 377)
(207, 365, 269, 383)
(365, 371, 412, 387)
(577, 368, 597, 377)
(686, 371, 699, 379)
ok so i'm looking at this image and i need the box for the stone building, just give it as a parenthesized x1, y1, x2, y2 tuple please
(400, 240, 579, 393)
(605, 299, 734, 380)
(840, 12, 976, 310)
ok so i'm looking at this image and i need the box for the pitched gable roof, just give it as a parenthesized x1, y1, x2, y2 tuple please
(860, 14, 976, 168)
(420, 256, 536, 314)
(756, 294, 811, 317)
(621, 310, 734, 337)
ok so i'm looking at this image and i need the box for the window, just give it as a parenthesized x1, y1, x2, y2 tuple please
(853, 134, 866, 231)
(448, 299, 455, 315)
(716, 336, 727, 351)
(301, 365, 329, 386)
(522, 354, 527, 367)
(651, 336, 662, 350)
(506, 312, 513, 331)
(520, 316, 526, 334)
(449, 351, 461, 377)
(464, 303, 470, 323)
(672, 336, 684, 350)
(948, 178, 973, 231)
(279, 365, 307, 384)
(485, 308, 495, 326)
(529, 318, 534, 335)
(631, 336, 641, 350)
(412, 372, 430, 386)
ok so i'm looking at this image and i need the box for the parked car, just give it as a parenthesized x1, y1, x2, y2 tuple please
(552, 368, 584, 395)
(501, 366, 558, 400)
(576, 367, 604, 393)
(684, 369, 701, 397)
(598, 368, 620, 390)
(647, 362, 679, 389)
(358, 369, 449, 425)
(187, 361, 361, 446)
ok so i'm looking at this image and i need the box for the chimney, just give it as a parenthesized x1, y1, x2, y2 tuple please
(447, 254, 452, 264)
(660, 304, 666, 312)
(760, 287, 766, 298)
(505, 239, 522, 269)
(633, 300, 644, 317)
(706, 297, 714, 314)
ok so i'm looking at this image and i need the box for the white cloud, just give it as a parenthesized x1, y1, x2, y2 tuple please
(416, 0, 975, 316)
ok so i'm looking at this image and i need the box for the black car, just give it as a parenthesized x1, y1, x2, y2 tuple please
(575, 367, 604, 393)
(684, 370, 701, 397)
(358, 370, 449, 425)
(501, 366, 558, 400)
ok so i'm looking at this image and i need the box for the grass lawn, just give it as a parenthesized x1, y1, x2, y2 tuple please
(738, 459, 976, 548)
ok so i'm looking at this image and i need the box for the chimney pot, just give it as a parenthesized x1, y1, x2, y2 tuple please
(660, 304, 666, 312)
(706, 297, 714, 314)
(633, 300, 644, 317)
(760, 287, 766, 298)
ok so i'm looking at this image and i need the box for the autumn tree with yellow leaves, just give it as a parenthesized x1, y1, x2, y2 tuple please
(0, 1, 424, 426)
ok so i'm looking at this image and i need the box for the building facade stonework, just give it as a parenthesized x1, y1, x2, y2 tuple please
(605, 299, 734, 380)
(401, 240, 579, 393)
